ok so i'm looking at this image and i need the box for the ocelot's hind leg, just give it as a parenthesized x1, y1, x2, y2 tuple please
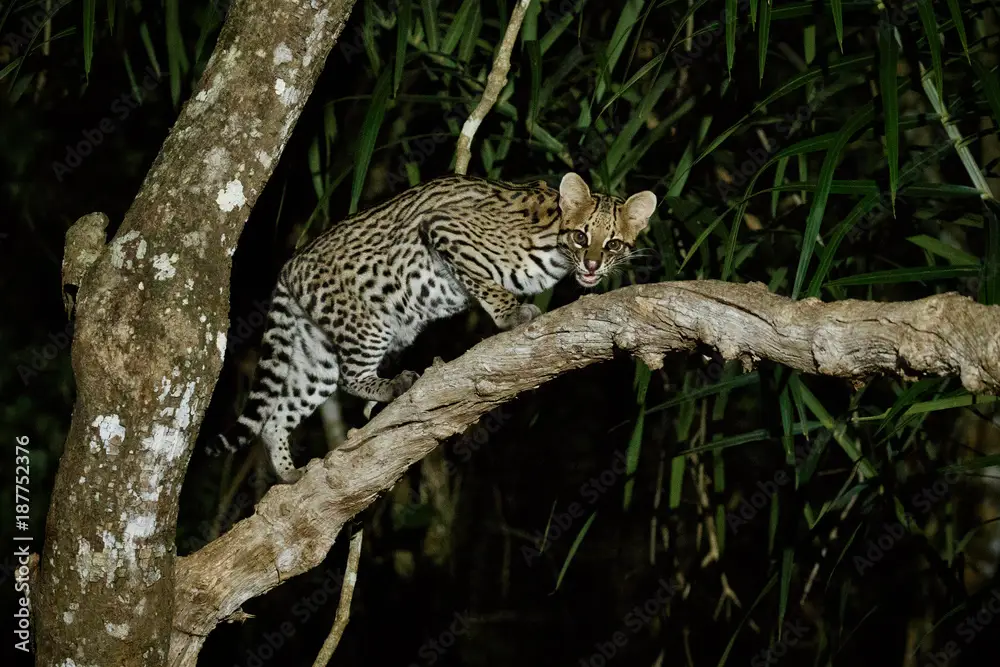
(334, 325, 419, 404)
(260, 308, 340, 483)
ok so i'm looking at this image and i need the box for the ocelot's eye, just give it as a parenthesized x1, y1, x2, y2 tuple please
(606, 239, 624, 253)
(572, 230, 588, 246)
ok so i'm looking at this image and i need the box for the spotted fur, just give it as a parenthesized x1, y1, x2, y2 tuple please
(215, 172, 656, 483)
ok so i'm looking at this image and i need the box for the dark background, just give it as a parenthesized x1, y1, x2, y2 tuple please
(2, 0, 1000, 665)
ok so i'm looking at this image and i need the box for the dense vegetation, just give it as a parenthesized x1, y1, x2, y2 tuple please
(2, 0, 1000, 665)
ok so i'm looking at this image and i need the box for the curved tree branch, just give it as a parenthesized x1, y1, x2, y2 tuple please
(36, 1, 357, 665)
(171, 281, 1000, 662)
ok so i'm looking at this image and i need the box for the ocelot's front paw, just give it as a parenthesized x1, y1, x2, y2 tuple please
(390, 370, 420, 398)
(276, 466, 304, 484)
(497, 304, 541, 330)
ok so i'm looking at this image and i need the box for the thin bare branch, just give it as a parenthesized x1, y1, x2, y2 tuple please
(454, 0, 532, 175)
(311, 529, 364, 667)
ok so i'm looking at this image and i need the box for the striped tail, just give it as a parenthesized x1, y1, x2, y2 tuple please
(207, 278, 297, 459)
(208, 273, 341, 484)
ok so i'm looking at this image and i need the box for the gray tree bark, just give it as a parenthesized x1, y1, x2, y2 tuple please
(169, 282, 1000, 664)
(35, 0, 357, 664)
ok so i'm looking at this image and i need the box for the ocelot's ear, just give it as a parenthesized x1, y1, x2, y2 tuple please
(623, 191, 657, 237)
(559, 172, 593, 215)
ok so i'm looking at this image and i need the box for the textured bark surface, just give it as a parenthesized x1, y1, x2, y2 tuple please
(171, 281, 1000, 662)
(35, 1, 356, 665)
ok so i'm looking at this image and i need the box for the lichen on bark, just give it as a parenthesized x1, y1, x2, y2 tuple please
(35, 1, 358, 665)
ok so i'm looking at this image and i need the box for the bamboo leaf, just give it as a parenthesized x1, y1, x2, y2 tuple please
(521, 0, 539, 42)
(757, 0, 770, 83)
(665, 0, 713, 58)
(598, 52, 666, 118)
(645, 372, 760, 417)
(0, 57, 22, 81)
(878, 21, 899, 208)
(830, 0, 843, 52)
(421, 0, 439, 53)
(972, 60, 1000, 133)
(308, 136, 324, 202)
(908, 394, 997, 416)
(594, 0, 645, 102)
(540, 0, 588, 55)
(682, 207, 731, 273)
(751, 55, 872, 115)
(825, 265, 980, 288)
(716, 574, 779, 667)
(725, 0, 736, 74)
(350, 69, 392, 214)
(526, 39, 542, 135)
(906, 235, 979, 265)
(83, 0, 97, 77)
(165, 0, 190, 108)
(362, 0, 382, 72)
(457, 0, 481, 63)
(441, 0, 475, 55)
(604, 70, 674, 175)
(673, 429, 772, 458)
(944, 0, 969, 63)
(623, 402, 645, 510)
(139, 22, 162, 77)
(778, 547, 794, 639)
(553, 511, 598, 591)
(916, 0, 943, 97)
(771, 155, 788, 216)
(874, 378, 944, 440)
(983, 201, 1000, 306)
(791, 104, 874, 299)
(609, 95, 695, 190)
(721, 133, 839, 282)
(394, 0, 412, 96)
(792, 376, 877, 479)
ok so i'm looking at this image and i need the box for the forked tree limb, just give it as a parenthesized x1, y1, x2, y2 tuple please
(171, 281, 1000, 662)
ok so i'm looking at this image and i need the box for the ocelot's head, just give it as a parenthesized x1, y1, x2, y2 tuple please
(556, 173, 657, 288)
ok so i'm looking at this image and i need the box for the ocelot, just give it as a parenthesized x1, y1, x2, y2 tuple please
(213, 172, 656, 483)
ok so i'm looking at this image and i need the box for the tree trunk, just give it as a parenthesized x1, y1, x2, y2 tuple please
(35, 0, 357, 664)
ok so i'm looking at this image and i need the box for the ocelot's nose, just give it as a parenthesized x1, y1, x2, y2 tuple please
(584, 258, 600, 273)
